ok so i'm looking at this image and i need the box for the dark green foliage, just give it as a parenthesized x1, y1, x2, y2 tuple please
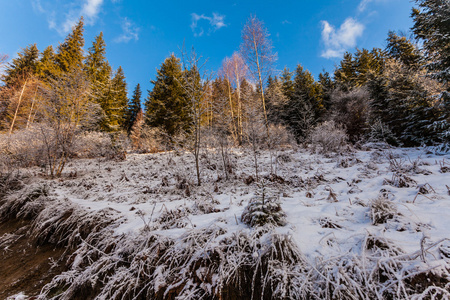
(318, 71, 334, 111)
(2, 44, 39, 85)
(334, 49, 385, 91)
(125, 83, 142, 134)
(241, 181, 286, 227)
(145, 54, 191, 137)
(386, 31, 422, 68)
(111, 66, 128, 129)
(282, 64, 323, 141)
(265, 76, 287, 124)
(412, 0, 450, 143)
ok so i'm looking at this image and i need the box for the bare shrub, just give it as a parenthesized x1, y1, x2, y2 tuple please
(72, 131, 115, 158)
(330, 87, 370, 143)
(136, 125, 166, 153)
(309, 121, 349, 154)
(0, 127, 47, 168)
(370, 195, 398, 225)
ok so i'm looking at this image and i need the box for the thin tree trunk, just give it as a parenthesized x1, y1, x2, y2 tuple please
(26, 87, 38, 129)
(252, 39, 269, 138)
(9, 78, 28, 135)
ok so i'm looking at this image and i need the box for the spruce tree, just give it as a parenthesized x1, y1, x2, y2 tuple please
(334, 52, 356, 91)
(412, 0, 450, 144)
(37, 45, 58, 82)
(125, 83, 142, 134)
(145, 54, 191, 137)
(318, 71, 334, 111)
(283, 64, 323, 140)
(386, 31, 422, 68)
(2, 44, 39, 85)
(55, 17, 85, 74)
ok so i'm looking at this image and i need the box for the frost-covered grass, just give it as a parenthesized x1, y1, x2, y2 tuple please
(2, 145, 450, 299)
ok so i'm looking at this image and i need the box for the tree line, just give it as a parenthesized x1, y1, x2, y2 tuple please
(1, 0, 449, 154)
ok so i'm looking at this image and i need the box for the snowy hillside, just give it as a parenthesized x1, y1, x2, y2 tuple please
(2, 145, 450, 299)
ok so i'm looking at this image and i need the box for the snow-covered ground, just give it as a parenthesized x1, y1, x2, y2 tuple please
(4, 144, 450, 298)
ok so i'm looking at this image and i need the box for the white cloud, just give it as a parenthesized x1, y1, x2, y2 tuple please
(114, 18, 140, 43)
(358, 0, 372, 12)
(358, 0, 387, 13)
(31, 0, 104, 35)
(320, 18, 364, 59)
(82, 0, 104, 20)
(191, 13, 227, 37)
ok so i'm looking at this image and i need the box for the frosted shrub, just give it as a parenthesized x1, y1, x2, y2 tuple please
(72, 131, 114, 158)
(368, 119, 399, 146)
(309, 121, 348, 154)
(0, 127, 46, 168)
(369, 195, 397, 225)
(241, 181, 286, 227)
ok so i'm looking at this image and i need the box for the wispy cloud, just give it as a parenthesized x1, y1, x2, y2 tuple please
(358, 0, 386, 13)
(114, 18, 140, 43)
(320, 18, 364, 59)
(190, 13, 227, 37)
(281, 20, 291, 25)
(32, 0, 105, 35)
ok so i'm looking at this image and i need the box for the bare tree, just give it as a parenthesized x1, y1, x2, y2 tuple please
(221, 52, 248, 144)
(40, 68, 98, 177)
(240, 15, 277, 134)
(180, 47, 211, 186)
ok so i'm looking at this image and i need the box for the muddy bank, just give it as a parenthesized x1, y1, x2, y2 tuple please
(0, 219, 67, 299)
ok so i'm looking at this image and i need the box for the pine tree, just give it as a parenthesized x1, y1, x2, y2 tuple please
(280, 67, 294, 100)
(37, 45, 58, 82)
(2, 44, 39, 85)
(265, 76, 287, 124)
(386, 31, 422, 68)
(125, 83, 142, 134)
(412, 0, 450, 143)
(144, 54, 191, 137)
(55, 17, 85, 74)
(283, 64, 323, 140)
(334, 52, 356, 91)
(85, 32, 110, 84)
(318, 71, 334, 111)
(111, 66, 128, 129)
(84, 32, 115, 131)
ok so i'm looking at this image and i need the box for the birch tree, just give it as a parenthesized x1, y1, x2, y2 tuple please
(240, 15, 277, 134)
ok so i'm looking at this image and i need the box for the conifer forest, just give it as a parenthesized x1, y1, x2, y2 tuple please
(0, 0, 449, 299)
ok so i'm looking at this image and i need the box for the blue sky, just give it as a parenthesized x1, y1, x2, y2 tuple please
(1, 0, 414, 96)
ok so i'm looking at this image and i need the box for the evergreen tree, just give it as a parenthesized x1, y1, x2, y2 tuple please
(111, 66, 128, 129)
(84, 32, 115, 131)
(334, 52, 356, 91)
(125, 83, 142, 134)
(2, 44, 39, 85)
(145, 54, 191, 137)
(412, 0, 450, 143)
(55, 17, 85, 74)
(386, 31, 422, 68)
(283, 64, 323, 140)
(265, 76, 287, 124)
(37, 45, 58, 82)
(84, 32, 110, 84)
(318, 71, 334, 111)
(280, 67, 294, 100)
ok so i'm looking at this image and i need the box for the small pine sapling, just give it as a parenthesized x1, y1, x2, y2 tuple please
(241, 180, 286, 227)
